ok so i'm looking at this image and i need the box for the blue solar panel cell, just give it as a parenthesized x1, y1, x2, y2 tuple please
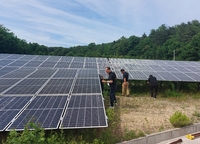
(0, 96, 32, 131)
(4, 79, 48, 94)
(38, 79, 73, 94)
(7, 96, 68, 130)
(0, 60, 13, 66)
(61, 95, 107, 128)
(0, 79, 20, 93)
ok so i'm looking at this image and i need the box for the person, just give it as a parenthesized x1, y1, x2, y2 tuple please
(147, 75, 158, 98)
(99, 74, 104, 92)
(102, 67, 117, 108)
(120, 69, 130, 97)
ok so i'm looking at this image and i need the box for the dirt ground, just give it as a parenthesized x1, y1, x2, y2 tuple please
(118, 95, 200, 135)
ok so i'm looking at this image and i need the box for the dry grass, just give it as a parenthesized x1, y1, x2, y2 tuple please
(118, 94, 200, 135)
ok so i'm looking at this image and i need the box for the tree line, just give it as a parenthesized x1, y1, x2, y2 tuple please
(1, 20, 200, 61)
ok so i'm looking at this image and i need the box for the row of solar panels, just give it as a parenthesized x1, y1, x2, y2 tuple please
(0, 94, 107, 131)
(0, 54, 108, 131)
(1, 54, 200, 82)
(0, 59, 109, 69)
(0, 54, 108, 62)
(0, 69, 102, 95)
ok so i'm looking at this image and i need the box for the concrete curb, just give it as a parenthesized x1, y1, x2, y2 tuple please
(118, 123, 200, 144)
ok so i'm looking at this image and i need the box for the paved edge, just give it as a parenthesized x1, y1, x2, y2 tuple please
(117, 123, 200, 144)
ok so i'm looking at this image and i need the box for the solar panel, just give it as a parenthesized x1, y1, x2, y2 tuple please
(0, 54, 11, 59)
(7, 96, 68, 131)
(18, 55, 36, 60)
(84, 63, 98, 69)
(23, 61, 43, 68)
(0, 67, 18, 77)
(85, 57, 96, 63)
(170, 72, 194, 82)
(2, 68, 35, 78)
(73, 57, 85, 62)
(0, 79, 20, 93)
(156, 71, 180, 81)
(69, 62, 84, 68)
(61, 94, 107, 128)
(0, 96, 32, 131)
(148, 65, 166, 72)
(0, 60, 14, 66)
(32, 55, 49, 61)
(54, 62, 70, 69)
(60, 56, 73, 62)
(129, 71, 147, 80)
(38, 79, 74, 94)
(28, 69, 57, 78)
(8, 60, 29, 67)
(184, 73, 200, 81)
(5, 54, 24, 60)
(174, 66, 192, 73)
(4, 79, 48, 94)
(46, 56, 61, 61)
(53, 69, 77, 78)
(184, 67, 200, 73)
(77, 69, 99, 78)
(72, 79, 101, 94)
(39, 61, 57, 68)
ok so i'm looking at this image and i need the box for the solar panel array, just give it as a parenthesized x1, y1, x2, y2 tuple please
(0, 54, 108, 131)
(110, 58, 200, 82)
(1, 53, 200, 131)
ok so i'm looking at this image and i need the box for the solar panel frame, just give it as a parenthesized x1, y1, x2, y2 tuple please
(38, 79, 74, 94)
(23, 61, 43, 68)
(69, 62, 84, 68)
(77, 69, 99, 79)
(2, 68, 35, 78)
(3, 79, 48, 95)
(0, 79, 20, 93)
(39, 61, 57, 68)
(7, 95, 68, 131)
(53, 69, 77, 78)
(0, 67, 19, 77)
(0, 96, 32, 131)
(0, 60, 14, 66)
(72, 79, 102, 94)
(61, 94, 107, 129)
(54, 62, 70, 69)
(28, 69, 57, 78)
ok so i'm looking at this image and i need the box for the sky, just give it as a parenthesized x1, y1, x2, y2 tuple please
(0, 0, 200, 48)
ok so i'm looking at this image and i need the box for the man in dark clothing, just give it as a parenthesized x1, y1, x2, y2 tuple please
(147, 75, 158, 98)
(102, 67, 117, 108)
(120, 69, 130, 97)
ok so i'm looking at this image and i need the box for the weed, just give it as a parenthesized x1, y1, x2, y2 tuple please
(169, 111, 191, 127)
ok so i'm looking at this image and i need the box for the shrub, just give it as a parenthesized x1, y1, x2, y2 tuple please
(169, 111, 191, 127)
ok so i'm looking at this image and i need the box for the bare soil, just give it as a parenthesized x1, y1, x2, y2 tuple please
(118, 95, 200, 135)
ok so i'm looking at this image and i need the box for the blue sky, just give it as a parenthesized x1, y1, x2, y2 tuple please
(0, 0, 200, 48)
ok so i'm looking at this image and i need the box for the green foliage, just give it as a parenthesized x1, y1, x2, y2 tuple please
(3, 122, 46, 144)
(123, 129, 145, 141)
(3, 123, 104, 144)
(169, 111, 191, 127)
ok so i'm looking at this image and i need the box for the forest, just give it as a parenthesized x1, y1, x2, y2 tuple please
(1, 20, 200, 61)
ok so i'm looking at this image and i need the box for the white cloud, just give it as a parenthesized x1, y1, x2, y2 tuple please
(0, 0, 200, 47)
